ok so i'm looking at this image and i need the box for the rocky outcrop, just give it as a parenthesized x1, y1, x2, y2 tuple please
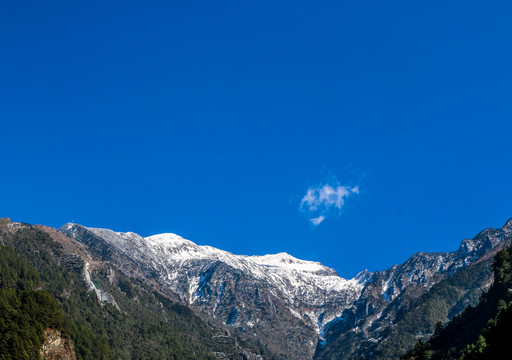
(41, 328, 76, 360)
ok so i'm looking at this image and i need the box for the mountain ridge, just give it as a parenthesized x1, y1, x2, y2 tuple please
(0, 217, 273, 360)
(60, 218, 512, 359)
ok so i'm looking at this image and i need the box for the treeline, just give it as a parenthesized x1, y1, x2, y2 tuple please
(401, 245, 512, 360)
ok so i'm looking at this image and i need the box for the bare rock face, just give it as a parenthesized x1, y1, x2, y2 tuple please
(41, 328, 76, 360)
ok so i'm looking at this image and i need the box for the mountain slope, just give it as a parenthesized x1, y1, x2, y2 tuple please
(401, 242, 512, 359)
(316, 220, 512, 359)
(0, 245, 71, 360)
(61, 218, 512, 360)
(0, 218, 273, 360)
(61, 223, 368, 358)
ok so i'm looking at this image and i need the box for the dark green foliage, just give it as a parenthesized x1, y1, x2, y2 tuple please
(117, 278, 134, 298)
(1, 226, 113, 359)
(401, 245, 512, 360)
(404, 340, 433, 360)
(0, 247, 65, 360)
(0, 246, 40, 290)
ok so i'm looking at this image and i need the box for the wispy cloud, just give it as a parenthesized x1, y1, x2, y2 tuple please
(300, 183, 359, 226)
(310, 215, 326, 226)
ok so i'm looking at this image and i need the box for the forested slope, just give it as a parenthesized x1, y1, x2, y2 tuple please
(401, 244, 512, 359)
(0, 218, 273, 360)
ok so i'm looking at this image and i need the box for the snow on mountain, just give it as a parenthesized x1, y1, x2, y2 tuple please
(60, 219, 512, 360)
(243, 252, 337, 275)
(61, 224, 366, 335)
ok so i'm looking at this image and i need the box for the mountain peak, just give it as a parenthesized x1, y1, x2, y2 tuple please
(244, 252, 338, 276)
(503, 217, 512, 230)
(145, 233, 190, 244)
(61, 222, 76, 231)
(255, 252, 299, 263)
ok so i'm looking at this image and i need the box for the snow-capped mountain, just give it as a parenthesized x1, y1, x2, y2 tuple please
(60, 218, 512, 360)
(62, 224, 365, 306)
(61, 223, 367, 357)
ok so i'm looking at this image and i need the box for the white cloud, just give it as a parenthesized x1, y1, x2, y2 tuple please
(300, 184, 353, 212)
(310, 215, 325, 226)
(300, 183, 359, 226)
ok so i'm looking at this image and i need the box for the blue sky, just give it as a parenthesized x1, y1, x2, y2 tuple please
(1, 1, 512, 278)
